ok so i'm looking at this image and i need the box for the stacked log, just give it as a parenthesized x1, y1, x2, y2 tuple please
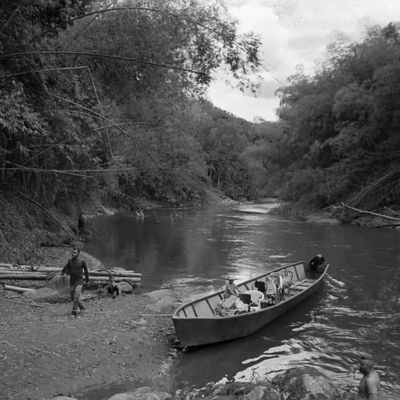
(0, 263, 142, 283)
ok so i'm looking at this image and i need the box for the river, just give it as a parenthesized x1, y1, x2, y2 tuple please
(85, 201, 400, 398)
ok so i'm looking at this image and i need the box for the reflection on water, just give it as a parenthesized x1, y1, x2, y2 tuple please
(86, 202, 400, 399)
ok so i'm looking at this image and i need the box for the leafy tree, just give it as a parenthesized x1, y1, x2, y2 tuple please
(260, 23, 400, 211)
(0, 0, 263, 208)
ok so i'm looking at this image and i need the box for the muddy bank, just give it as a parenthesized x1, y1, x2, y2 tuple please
(0, 247, 181, 400)
(1, 250, 367, 400)
(270, 201, 400, 230)
(45, 366, 352, 400)
(307, 210, 400, 230)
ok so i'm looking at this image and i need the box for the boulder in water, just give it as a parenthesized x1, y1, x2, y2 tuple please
(273, 367, 339, 400)
(108, 387, 171, 400)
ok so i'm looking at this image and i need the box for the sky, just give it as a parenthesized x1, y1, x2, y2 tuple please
(207, 0, 400, 122)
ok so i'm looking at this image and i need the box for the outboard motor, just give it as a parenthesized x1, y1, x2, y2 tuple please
(308, 254, 325, 272)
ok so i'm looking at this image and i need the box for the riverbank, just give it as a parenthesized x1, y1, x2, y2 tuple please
(269, 200, 400, 230)
(1, 195, 391, 400)
(1, 257, 356, 400)
(0, 187, 239, 399)
(0, 246, 181, 400)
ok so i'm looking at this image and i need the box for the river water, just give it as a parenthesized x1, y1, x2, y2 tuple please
(85, 202, 400, 398)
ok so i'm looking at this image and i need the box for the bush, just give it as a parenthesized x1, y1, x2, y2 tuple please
(279, 167, 323, 202)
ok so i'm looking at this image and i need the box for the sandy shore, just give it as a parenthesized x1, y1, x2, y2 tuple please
(0, 248, 178, 400)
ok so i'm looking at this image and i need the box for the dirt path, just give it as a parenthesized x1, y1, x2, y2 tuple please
(0, 249, 178, 400)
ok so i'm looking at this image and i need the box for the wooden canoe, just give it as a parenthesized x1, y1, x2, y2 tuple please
(172, 260, 329, 348)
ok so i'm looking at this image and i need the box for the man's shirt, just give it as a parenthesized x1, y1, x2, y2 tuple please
(62, 257, 89, 286)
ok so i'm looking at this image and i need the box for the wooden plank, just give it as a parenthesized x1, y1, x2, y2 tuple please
(206, 299, 214, 314)
(296, 264, 306, 280)
(191, 304, 198, 318)
(293, 266, 301, 280)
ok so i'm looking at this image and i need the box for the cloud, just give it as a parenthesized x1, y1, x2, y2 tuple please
(207, 0, 400, 122)
(207, 80, 279, 122)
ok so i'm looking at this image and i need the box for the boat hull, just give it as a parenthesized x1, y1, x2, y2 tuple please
(172, 262, 328, 348)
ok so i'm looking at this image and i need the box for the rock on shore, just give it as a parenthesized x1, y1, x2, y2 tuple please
(46, 367, 349, 400)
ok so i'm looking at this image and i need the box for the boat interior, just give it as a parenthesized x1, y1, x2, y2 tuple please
(175, 262, 322, 319)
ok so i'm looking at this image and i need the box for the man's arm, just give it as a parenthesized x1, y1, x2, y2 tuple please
(82, 260, 89, 283)
(61, 260, 69, 275)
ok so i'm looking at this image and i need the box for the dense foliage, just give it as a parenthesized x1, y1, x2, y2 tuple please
(251, 23, 400, 211)
(0, 0, 261, 210)
(3, 1, 400, 217)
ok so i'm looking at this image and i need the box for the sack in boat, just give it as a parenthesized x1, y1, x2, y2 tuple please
(239, 293, 252, 304)
(221, 296, 236, 309)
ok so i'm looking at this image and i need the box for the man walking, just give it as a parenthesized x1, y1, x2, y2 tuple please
(61, 248, 89, 317)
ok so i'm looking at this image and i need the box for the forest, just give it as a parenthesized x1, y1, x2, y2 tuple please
(1, 0, 400, 221)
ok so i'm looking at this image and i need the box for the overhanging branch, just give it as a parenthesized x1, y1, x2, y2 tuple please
(0, 51, 208, 77)
(341, 202, 400, 222)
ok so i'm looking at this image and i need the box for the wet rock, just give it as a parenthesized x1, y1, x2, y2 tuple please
(141, 392, 171, 400)
(212, 385, 229, 396)
(132, 387, 153, 395)
(212, 383, 252, 397)
(133, 318, 147, 326)
(244, 385, 280, 400)
(274, 367, 339, 400)
(143, 289, 175, 301)
(211, 382, 280, 400)
(117, 281, 134, 294)
(108, 393, 137, 400)
(145, 293, 177, 314)
(212, 395, 235, 400)
(108, 388, 171, 400)
(49, 396, 78, 400)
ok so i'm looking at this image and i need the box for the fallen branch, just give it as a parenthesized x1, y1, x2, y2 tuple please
(341, 203, 400, 222)
(3, 284, 36, 293)
(376, 224, 400, 228)
(16, 191, 74, 239)
(383, 206, 400, 217)
(2, 297, 45, 308)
